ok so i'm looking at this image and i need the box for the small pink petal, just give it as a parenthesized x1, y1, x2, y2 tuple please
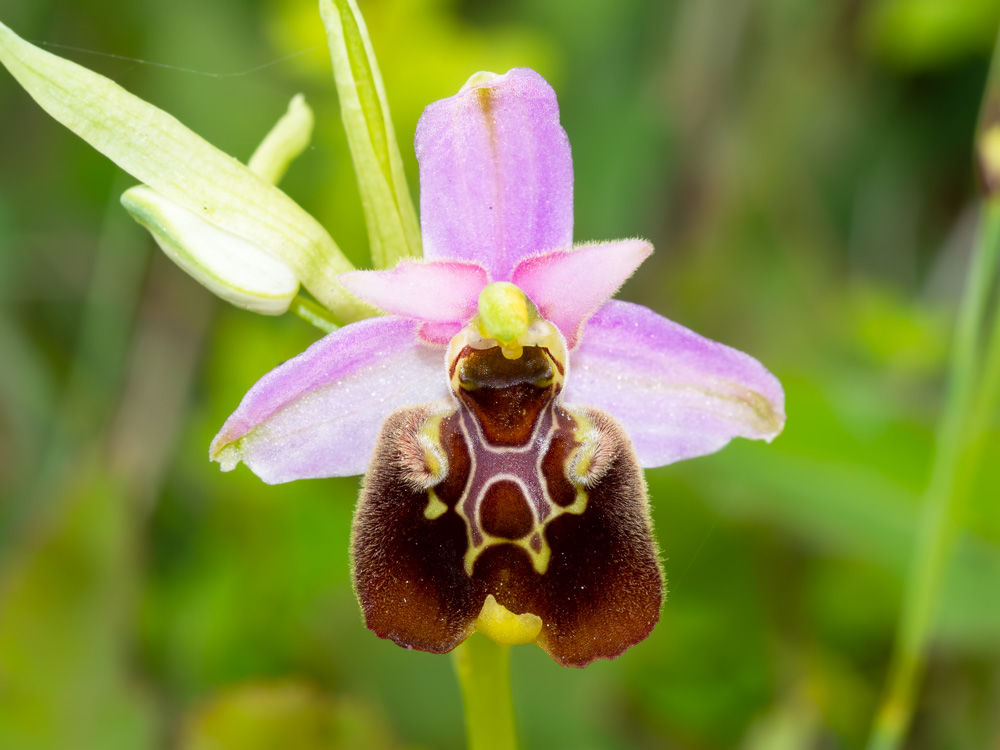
(341, 260, 488, 323)
(513, 240, 651, 349)
(418, 320, 464, 347)
(415, 68, 574, 279)
(564, 300, 785, 468)
(210, 316, 450, 483)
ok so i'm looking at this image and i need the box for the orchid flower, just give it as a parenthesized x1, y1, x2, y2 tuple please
(210, 68, 785, 668)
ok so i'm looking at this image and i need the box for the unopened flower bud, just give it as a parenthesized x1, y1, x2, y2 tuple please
(122, 186, 299, 315)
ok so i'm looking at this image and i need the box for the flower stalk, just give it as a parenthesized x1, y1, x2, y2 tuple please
(453, 635, 518, 750)
(868, 205, 1000, 750)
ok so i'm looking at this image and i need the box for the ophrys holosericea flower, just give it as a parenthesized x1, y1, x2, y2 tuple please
(211, 69, 786, 667)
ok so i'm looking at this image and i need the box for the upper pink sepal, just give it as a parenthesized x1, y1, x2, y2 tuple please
(341, 259, 487, 322)
(210, 316, 450, 483)
(563, 300, 785, 468)
(512, 240, 651, 349)
(415, 68, 574, 279)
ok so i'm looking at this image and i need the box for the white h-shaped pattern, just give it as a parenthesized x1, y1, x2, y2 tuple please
(445, 399, 587, 575)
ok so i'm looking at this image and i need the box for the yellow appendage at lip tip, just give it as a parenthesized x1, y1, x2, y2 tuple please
(474, 595, 543, 646)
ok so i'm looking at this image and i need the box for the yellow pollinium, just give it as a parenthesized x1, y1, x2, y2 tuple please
(475, 595, 543, 645)
(475, 282, 537, 360)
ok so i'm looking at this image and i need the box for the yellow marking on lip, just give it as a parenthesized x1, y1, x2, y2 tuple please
(423, 490, 448, 520)
(419, 413, 448, 481)
(462, 520, 556, 577)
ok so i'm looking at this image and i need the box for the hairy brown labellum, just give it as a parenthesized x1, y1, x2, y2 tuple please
(351, 342, 663, 667)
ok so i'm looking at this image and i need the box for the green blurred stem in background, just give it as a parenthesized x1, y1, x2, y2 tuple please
(868, 84, 1000, 750)
(453, 635, 518, 750)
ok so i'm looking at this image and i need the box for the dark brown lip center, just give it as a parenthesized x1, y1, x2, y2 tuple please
(457, 345, 553, 391)
(455, 346, 557, 446)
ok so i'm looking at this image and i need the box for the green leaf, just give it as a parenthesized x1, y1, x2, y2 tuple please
(320, 0, 422, 269)
(248, 93, 315, 186)
(0, 19, 374, 323)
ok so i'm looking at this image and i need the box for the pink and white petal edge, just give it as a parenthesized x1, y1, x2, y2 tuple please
(513, 240, 651, 349)
(563, 300, 785, 468)
(340, 260, 488, 323)
(211, 316, 450, 483)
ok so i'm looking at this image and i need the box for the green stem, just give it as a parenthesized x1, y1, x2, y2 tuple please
(452, 634, 518, 750)
(973, 229, 1000, 424)
(289, 293, 341, 334)
(867, 200, 1000, 750)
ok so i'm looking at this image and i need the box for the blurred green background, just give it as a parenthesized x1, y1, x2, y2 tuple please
(2, 0, 1000, 748)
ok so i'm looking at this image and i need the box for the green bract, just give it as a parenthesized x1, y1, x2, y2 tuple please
(247, 93, 315, 186)
(320, 0, 421, 268)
